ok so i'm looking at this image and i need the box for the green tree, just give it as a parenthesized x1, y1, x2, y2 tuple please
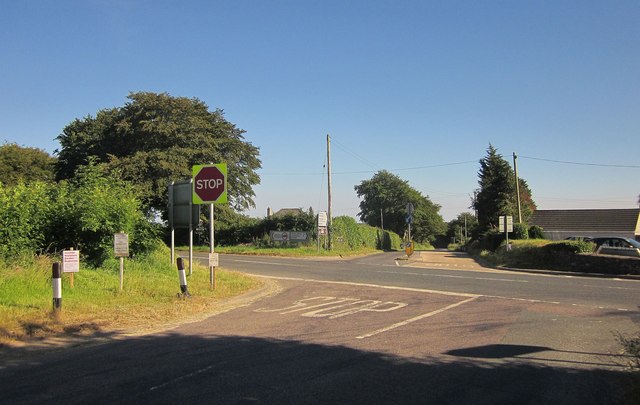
(55, 92, 261, 214)
(354, 170, 446, 243)
(446, 212, 478, 244)
(0, 143, 56, 185)
(473, 145, 536, 233)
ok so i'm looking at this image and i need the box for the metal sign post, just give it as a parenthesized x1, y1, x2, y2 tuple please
(209, 203, 216, 290)
(499, 215, 514, 250)
(192, 163, 227, 289)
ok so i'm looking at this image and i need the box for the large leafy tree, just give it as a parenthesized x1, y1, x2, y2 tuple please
(55, 92, 261, 214)
(354, 170, 446, 243)
(0, 143, 56, 185)
(473, 145, 535, 232)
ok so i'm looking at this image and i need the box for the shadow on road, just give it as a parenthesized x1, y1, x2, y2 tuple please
(1, 333, 636, 404)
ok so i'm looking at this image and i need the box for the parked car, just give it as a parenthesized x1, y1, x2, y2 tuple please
(589, 237, 640, 258)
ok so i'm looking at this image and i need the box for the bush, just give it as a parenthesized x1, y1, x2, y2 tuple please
(46, 164, 146, 266)
(0, 163, 159, 266)
(331, 216, 403, 251)
(513, 223, 529, 240)
(528, 225, 545, 239)
(0, 181, 53, 256)
(542, 240, 595, 255)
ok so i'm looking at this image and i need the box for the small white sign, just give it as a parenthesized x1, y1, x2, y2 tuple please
(498, 216, 514, 233)
(209, 252, 219, 267)
(114, 233, 129, 257)
(318, 211, 328, 227)
(62, 250, 80, 273)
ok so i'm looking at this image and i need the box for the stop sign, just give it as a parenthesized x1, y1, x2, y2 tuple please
(192, 164, 228, 204)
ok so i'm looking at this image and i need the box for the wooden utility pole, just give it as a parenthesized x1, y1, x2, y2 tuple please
(327, 134, 332, 250)
(513, 152, 522, 223)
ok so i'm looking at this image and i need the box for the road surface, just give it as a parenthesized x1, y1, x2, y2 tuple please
(1, 250, 638, 404)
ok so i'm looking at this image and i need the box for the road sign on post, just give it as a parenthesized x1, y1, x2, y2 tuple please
(192, 164, 228, 204)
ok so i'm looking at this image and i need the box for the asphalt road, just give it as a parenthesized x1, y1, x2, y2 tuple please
(217, 251, 640, 311)
(1, 251, 639, 404)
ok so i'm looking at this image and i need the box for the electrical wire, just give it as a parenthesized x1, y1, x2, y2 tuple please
(520, 155, 640, 169)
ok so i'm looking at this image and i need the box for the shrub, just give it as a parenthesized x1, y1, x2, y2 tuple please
(0, 181, 53, 256)
(46, 164, 146, 266)
(528, 225, 545, 239)
(513, 223, 529, 240)
(330, 216, 403, 251)
(543, 240, 595, 255)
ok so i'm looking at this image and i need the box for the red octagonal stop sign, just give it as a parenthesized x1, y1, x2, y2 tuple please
(192, 164, 227, 204)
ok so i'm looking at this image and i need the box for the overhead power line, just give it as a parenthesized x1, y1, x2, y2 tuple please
(260, 160, 477, 176)
(521, 155, 640, 169)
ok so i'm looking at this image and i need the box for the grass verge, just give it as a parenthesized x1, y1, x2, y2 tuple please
(0, 245, 262, 347)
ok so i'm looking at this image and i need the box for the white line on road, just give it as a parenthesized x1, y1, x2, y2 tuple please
(356, 297, 479, 339)
(231, 259, 311, 268)
(376, 269, 529, 283)
(247, 274, 479, 298)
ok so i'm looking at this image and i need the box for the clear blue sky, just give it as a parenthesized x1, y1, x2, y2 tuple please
(1, 1, 638, 221)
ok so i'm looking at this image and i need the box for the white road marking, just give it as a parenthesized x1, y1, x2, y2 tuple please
(255, 296, 408, 319)
(248, 274, 479, 298)
(246, 275, 634, 312)
(356, 297, 479, 339)
(231, 259, 310, 268)
(376, 269, 528, 283)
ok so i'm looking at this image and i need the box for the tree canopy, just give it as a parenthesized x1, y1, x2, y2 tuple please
(0, 143, 56, 185)
(473, 145, 535, 233)
(354, 170, 446, 243)
(55, 92, 261, 214)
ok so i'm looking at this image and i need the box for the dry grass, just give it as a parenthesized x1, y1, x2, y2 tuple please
(0, 247, 262, 347)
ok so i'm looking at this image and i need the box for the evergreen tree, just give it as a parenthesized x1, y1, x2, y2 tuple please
(473, 145, 536, 233)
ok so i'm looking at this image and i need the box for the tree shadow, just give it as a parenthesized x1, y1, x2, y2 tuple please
(0, 334, 636, 404)
(446, 343, 636, 368)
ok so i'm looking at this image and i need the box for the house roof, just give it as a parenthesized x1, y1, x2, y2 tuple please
(272, 208, 304, 217)
(529, 208, 640, 237)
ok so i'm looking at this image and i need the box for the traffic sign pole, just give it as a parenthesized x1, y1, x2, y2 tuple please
(192, 163, 227, 281)
(209, 203, 216, 290)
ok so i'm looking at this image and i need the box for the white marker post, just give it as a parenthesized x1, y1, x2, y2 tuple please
(176, 257, 191, 298)
(52, 262, 62, 312)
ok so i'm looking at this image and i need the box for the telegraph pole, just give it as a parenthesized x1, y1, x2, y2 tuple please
(513, 152, 522, 223)
(327, 134, 332, 250)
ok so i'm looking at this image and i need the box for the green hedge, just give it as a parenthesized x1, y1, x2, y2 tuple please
(331, 216, 403, 251)
(489, 239, 597, 269)
(0, 164, 159, 266)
